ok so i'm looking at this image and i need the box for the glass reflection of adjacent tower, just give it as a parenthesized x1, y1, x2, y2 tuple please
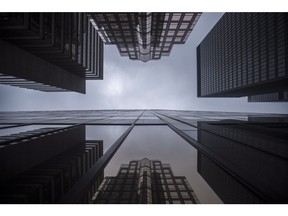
(0, 125, 103, 204)
(93, 158, 200, 204)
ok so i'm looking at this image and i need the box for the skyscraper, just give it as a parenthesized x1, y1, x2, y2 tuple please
(196, 119, 288, 203)
(93, 158, 200, 204)
(0, 124, 104, 203)
(0, 13, 104, 93)
(0, 109, 287, 204)
(89, 13, 201, 62)
(247, 91, 288, 102)
(197, 13, 288, 102)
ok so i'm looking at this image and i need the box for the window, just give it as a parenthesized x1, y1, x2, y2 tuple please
(181, 192, 189, 198)
(177, 31, 185, 36)
(183, 15, 193, 21)
(178, 185, 186, 190)
(164, 14, 170, 21)
(116, 38, 123, 42)
(169, 23, 178, 29)
(168, 185, 176, 190)
(163, 169, 170, 173)
(120, 169, 127, 173)
(180, 23, 189, 29)
(165, 37, 173, 42)
(167, 31, 175, 36)
(170, 192, 179, 198)
(172, 15, 181, 21)
(166, 179, 173, 184)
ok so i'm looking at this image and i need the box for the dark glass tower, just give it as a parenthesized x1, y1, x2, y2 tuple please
(196, 119, 288, 203)
(93, 158, 200, 204)
(248, 91, 288, 102)
(0, 13, 104, 93)
(0, 125, 104, 203)
(0, 109, 287, 204)
(89, 13, 201, 62)
(197, 13, 288, 102)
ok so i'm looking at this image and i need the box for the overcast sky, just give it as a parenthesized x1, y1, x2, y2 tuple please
(0, 12, 288, 114)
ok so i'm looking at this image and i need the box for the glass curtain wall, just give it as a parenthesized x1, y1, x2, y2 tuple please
(0, 110, 287, 204)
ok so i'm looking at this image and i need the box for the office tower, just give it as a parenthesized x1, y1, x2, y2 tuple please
(197, 13, 288, 102)
(0, 109, 288, 203)
(248, 91, 288, 102)
(93, 158, 199, 204)
(89, 13, 201, 62)
(195, 118, 288, 203)
(197, 151, 262, 204)
(0, 124, 104, 203)
(0, 13, 104, 93)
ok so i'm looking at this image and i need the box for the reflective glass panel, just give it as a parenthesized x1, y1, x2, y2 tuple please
(105, 125, 222, 204)
(86, 125, 129, 153)
(0, 125, 67, 137)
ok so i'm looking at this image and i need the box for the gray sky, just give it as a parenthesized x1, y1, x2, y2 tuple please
(0, 12, 288, 114)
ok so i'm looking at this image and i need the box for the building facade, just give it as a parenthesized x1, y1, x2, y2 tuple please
(248, 91, 288, 102)
(93, 158, 199, 204)
(0, 109, 287, 204)
(0, 124, 104, 203)
(0, 13, 104, 93)
(197, 13, 288, 102)
(196, 119, 288, 203)
(89, 13, 201, 62)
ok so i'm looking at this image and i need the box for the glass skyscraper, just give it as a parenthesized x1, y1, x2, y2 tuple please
(197, 13, 288, 102)
(0, 13, 104, 93)
(89, 13, 201, 62)
(93, 158, 199, 204)
(0, 109, 287, 204)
